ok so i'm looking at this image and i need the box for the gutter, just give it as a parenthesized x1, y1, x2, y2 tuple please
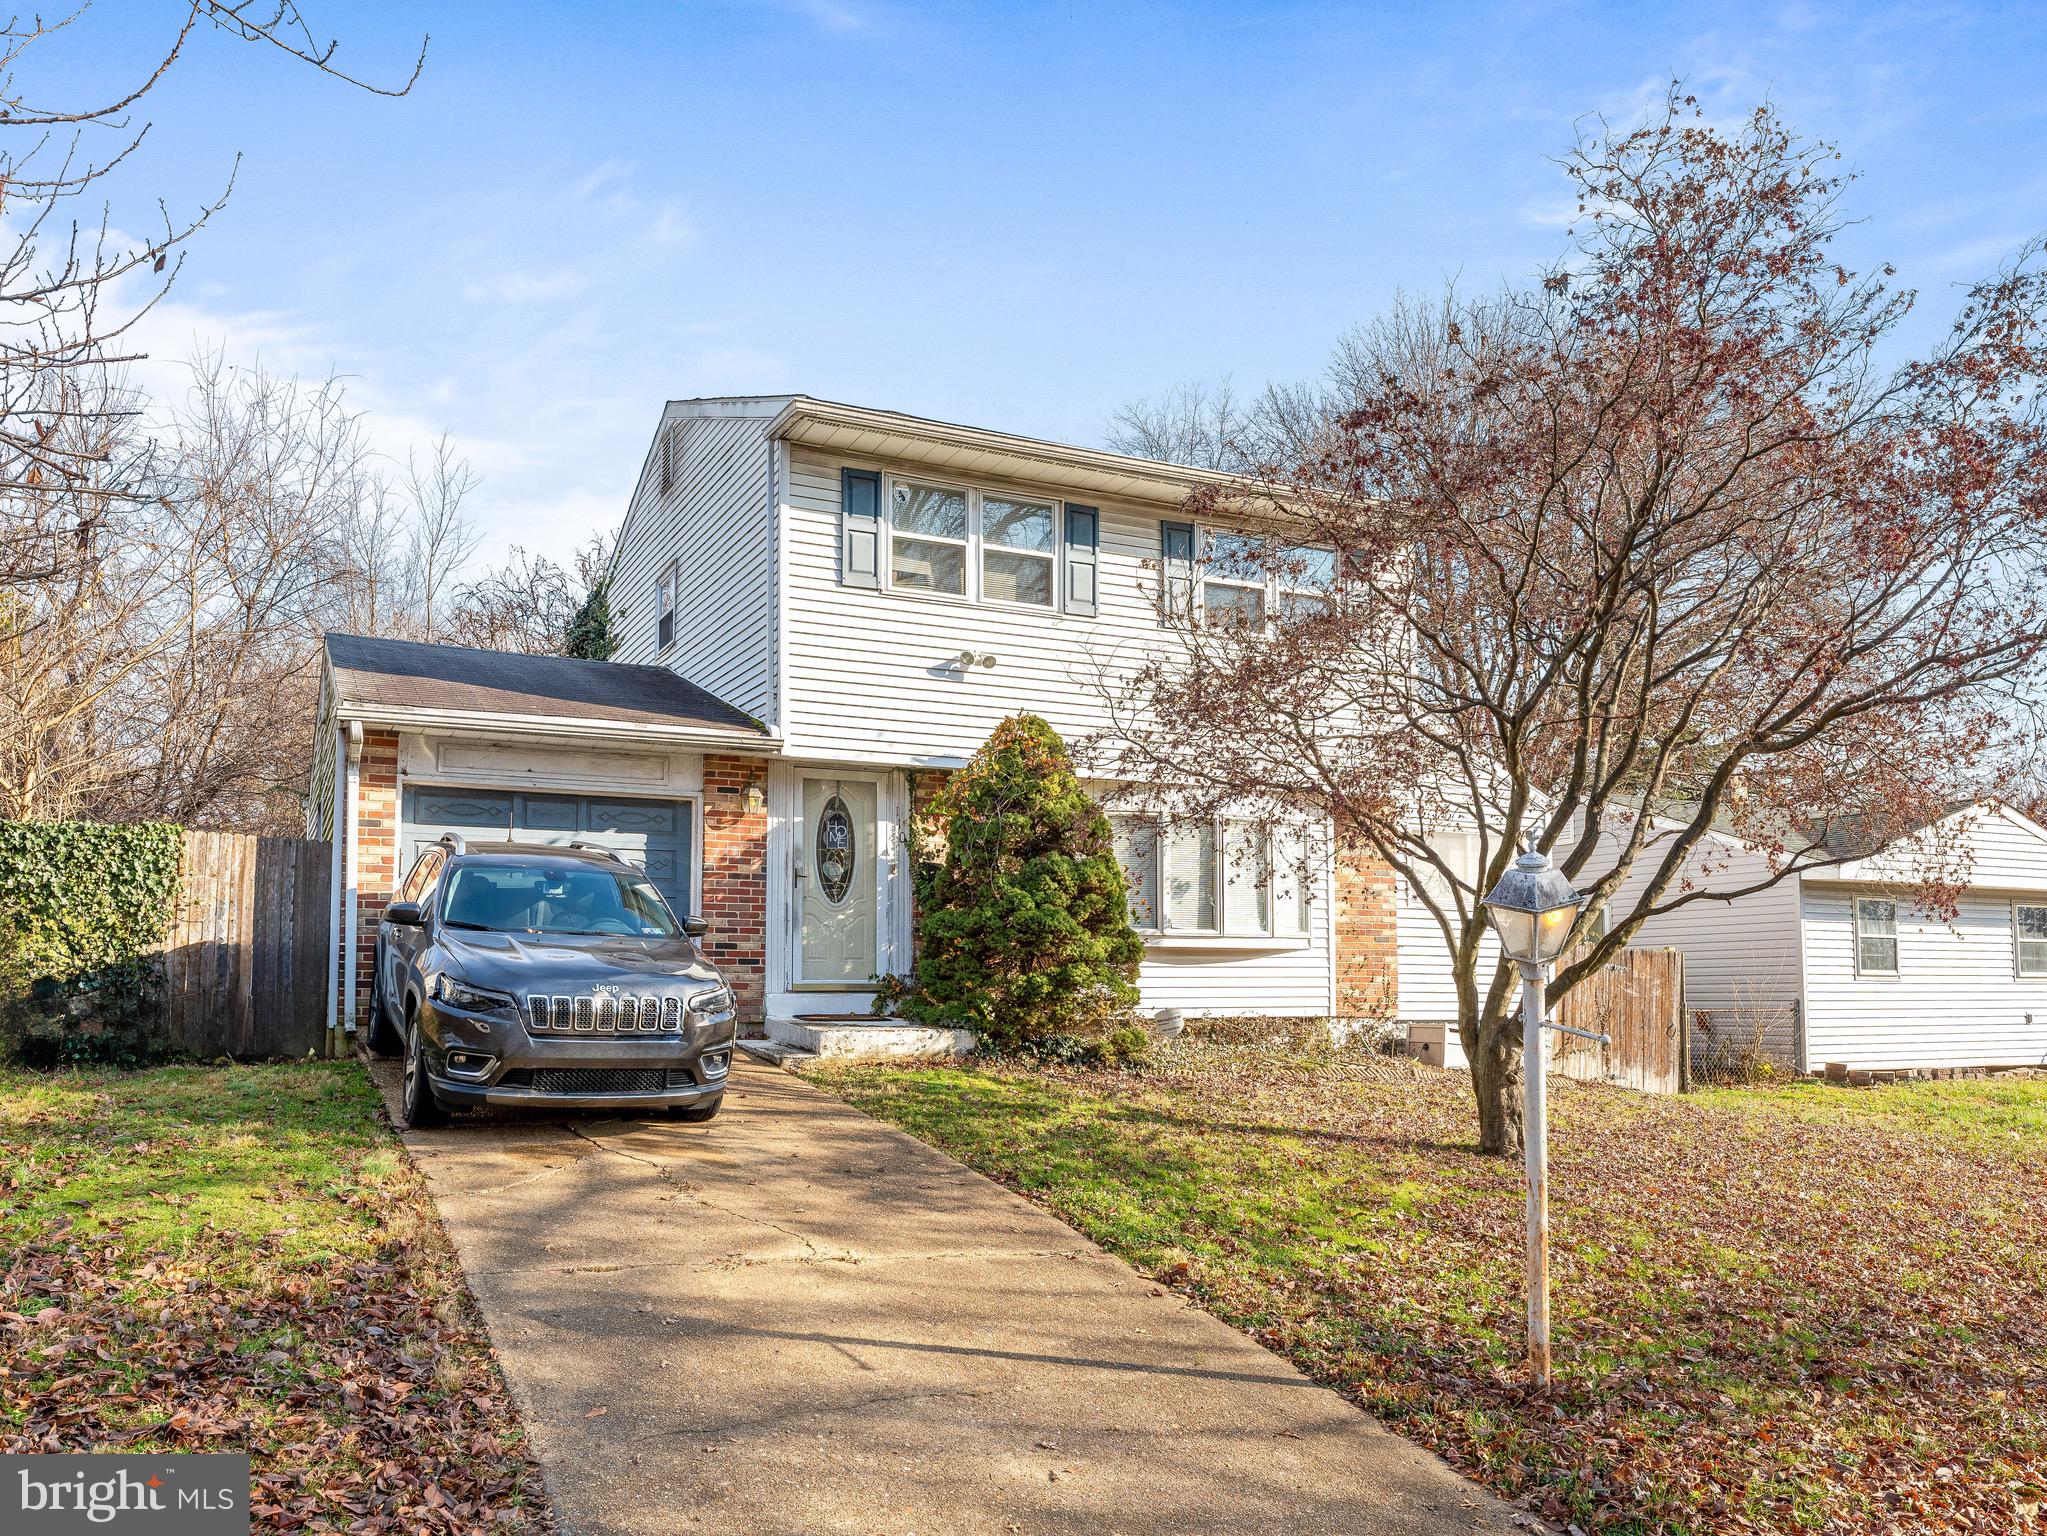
(331, 700, 776, 751)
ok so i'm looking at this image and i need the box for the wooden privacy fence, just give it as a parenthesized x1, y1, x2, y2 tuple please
(161, 831, 334, 1059)
(1552, 946, 1688, 1094)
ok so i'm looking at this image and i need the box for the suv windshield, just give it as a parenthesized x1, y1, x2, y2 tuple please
(440, 862, 680, 938)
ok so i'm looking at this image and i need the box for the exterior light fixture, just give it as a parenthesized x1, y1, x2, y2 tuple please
(1481, 847, 1599, 1389)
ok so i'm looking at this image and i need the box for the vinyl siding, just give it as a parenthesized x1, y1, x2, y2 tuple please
(779, 449, 1334, 1016)
(1606, 837, 1804, 1021)
(1396, 890, 1503, 1027)
(611, 404, 782, 726)
(1800, 883, 2047, 1069)
(781, 450, 1185, 764)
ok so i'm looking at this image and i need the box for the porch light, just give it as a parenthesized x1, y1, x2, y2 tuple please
(1481, 850, 1583, 965)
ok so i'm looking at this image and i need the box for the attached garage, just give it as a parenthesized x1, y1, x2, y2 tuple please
(315, 632, 775, 1037)
(403, 786, 696, 918)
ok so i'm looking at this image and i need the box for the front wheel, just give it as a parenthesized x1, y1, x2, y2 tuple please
(666, 1093, 723, 1123)
(366, 950, 402, 1058)
(400, 1022, 447, 1129)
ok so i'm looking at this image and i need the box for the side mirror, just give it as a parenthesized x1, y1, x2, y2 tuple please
(682, 916, 710, 939)
(383, 900, 426, 927)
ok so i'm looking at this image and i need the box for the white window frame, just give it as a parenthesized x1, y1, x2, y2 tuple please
(2015, 900, 2047, 978)
(885, 476, 973, 602)
(656, 564, 677, 651)
(977, 491, 1059, 611)
(881, 474, 1065, 612)
(1111, 814, 1313, 940)
(1853, 895, 1899, 977)
(1196, 529, 1338, 630)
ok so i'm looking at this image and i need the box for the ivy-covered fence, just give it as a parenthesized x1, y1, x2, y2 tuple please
(0, 820, 184, 1066)
(0, 821, 337, 1066)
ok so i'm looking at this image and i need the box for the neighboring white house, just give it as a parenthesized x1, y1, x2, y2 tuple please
(1592, 801, 2047, 1074)
(312, 396, 1399, 1052)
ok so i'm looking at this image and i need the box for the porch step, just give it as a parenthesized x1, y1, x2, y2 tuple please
(765, 1016, 976, 1060)
(738, 1038, 816, 1068)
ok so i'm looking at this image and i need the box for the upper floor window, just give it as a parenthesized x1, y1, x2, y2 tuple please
(657, 566, 676, 650)
(1854, 896, 1898, 975)
(890, 481, 969, 595)
(883, 477, 1063, 609)
(981, 495, 1056, 606)
(1164, 524, 1339, 632)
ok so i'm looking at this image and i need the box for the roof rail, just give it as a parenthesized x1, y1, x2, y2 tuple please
(437, 831, 467, 855)
(568, 839, 627, 863)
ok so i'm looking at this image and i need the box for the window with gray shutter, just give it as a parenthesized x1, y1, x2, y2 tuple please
(841, 468, 882, 588)
(1064, 503, 1099, 616)
(1160, 520, 1195, 624)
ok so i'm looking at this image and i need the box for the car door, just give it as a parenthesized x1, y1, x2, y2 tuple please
(383, 849, 443, 1019)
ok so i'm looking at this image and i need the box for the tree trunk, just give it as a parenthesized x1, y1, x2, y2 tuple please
(1464, 1010, 1525, 1156)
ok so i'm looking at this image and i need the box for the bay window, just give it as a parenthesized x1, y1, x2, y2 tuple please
(1113, 815, 1314, 938)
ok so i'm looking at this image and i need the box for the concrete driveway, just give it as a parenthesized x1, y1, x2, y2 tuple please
(380, 1057, 1533, 1536)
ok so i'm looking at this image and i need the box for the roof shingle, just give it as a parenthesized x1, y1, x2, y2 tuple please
(324, 633, 766, 737)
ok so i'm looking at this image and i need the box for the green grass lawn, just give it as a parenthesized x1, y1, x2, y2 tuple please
(813, 1044, 2047, 1536)
(0, 1061, 553, 1532)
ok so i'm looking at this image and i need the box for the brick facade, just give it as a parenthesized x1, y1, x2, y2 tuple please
(700, 753, 769, 1020)
(348, 727, 401, 1031)
(1333, 848, 1398, 1022)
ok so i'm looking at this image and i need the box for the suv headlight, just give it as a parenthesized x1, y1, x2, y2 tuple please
(688, 984, 734, 1017)
(432, 974, 517, 1015)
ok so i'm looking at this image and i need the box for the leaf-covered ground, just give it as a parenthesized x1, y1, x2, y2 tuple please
(0, 1062, 553, 1533)
(812, 1043, 2047, 1535)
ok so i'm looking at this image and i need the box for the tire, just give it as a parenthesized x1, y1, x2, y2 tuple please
(666, 1092, 723, 1123)
(400, 1018, 448, 1129)
(366, 950, 402, 1058)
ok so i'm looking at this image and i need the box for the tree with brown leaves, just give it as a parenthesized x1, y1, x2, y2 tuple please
(1108, 89, 2047, 1155)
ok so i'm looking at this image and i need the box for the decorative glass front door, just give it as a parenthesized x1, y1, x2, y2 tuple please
(797, 776, 880, 984)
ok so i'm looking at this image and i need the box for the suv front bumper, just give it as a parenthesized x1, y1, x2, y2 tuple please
(420, 996, 737, 1110)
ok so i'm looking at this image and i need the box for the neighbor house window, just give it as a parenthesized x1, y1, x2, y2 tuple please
(2017, 903, 2047, 977)
(889, 480, 970, 596)
(656, 566, 676, 649)
(1112, 815, 1313, 938)
(980, 495, 1056, 606)
(1855, 896, 1898, 975)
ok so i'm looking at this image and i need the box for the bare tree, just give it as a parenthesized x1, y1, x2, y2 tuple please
(447, 530, 616, 656)
(1105, 90, 2047, 1154)
(0, 3, 423, 591)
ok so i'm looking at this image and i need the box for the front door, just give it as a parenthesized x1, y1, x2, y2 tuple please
(796, 775, 880, 985)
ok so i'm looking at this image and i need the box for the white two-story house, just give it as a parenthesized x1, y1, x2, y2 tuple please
(311, 396, 1399, 1052)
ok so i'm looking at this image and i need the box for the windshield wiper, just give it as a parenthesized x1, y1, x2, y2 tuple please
(442, 919, 493, 931)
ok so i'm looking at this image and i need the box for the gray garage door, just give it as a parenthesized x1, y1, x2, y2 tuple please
(402, 786, 695, 918)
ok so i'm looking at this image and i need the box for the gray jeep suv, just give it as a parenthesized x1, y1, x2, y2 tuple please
(369, 837, 738, 1129)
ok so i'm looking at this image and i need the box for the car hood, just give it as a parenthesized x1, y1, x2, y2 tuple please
(435, 929, 722, 995)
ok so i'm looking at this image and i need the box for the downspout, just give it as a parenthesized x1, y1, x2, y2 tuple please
(342, 721, 363, 1037)
(326, 717, 345, 1044)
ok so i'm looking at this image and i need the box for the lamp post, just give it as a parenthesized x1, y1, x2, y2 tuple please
(1481, 848, 1587, 1388)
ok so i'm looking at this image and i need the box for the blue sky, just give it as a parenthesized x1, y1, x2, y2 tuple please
(60, 0, 2047, 566)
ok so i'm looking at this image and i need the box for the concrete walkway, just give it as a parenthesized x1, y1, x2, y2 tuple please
(383, 1058, 1532, 1536)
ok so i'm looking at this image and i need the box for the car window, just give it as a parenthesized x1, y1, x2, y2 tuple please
(399, 849, 443, 904)
(440, 863, 680, 937)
